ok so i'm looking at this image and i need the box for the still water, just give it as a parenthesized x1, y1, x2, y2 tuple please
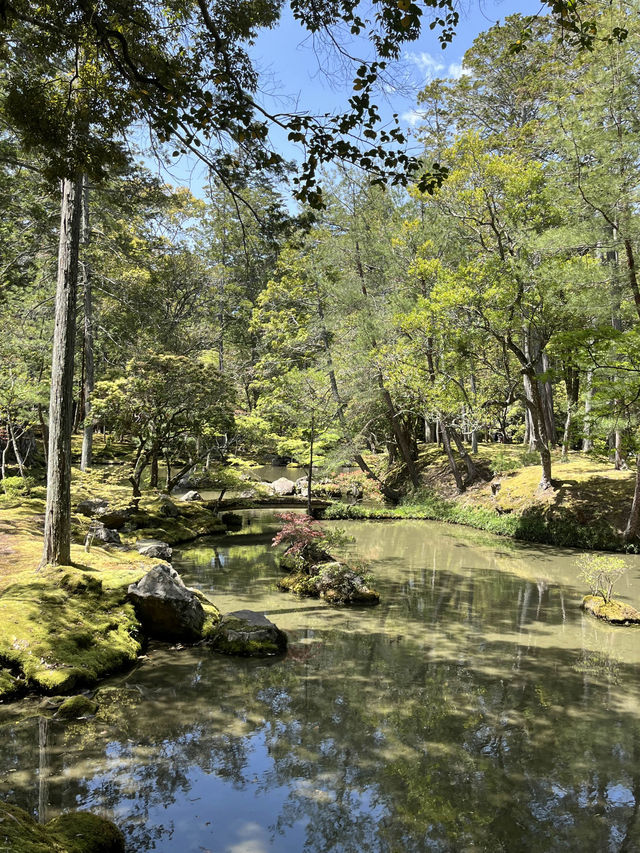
(1, 512, 640, 852)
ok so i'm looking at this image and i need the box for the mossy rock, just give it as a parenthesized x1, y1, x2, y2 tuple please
(278, 562, 380, 606)
(209, 610, 287, 656)
(56, 694, 98, 720)
(47, 811, 125, 852)
(582, 595, 640, 625)
(0, 802, 124, 852)
(0, 667, 21, 698)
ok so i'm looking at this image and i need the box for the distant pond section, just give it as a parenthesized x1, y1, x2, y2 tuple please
(1, 510, 640, 852)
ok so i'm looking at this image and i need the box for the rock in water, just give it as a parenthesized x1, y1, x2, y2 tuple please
(271, 477, 296, 496)
(181, 490, 202, 502)
(210, 610, 288, 656)
(128, 564, 206, 642)
(136, 539, 173, 561)
(582, 594, 640, 625)
(0, 802, 125, 853)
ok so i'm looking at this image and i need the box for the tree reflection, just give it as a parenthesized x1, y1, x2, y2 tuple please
(0, 555, 639, 851)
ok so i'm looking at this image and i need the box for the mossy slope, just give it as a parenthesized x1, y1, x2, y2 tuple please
(0, 802, 125, 852)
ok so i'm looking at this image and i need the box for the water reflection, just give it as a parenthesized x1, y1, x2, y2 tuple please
(1, 515, 640, 852)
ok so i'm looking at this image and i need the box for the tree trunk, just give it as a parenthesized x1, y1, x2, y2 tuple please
(307, 412, 314, 516)
(623, 238, 640, 323)
(378, 375, 420, 488)
(623, 455, 640, 542)
(150, 448, 159, 488)
(37, 404, 48, 467)
(583, 370, 593, 451)
(451, 427, 478, 484)
(540, 353, 556, 446)
(525, 373, 553, 490)
(41, 175, 83, 567)
(561, 403, 573, 461)
(440, 418, 464, 493)
(80, 175, 94, 472)
(7, 416, 25, 478)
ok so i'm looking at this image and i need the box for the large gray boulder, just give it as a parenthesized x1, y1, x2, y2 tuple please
(271, 477, 296, 496)
(128, 564, 206, 642)
(77, 498, 109, 517)
(209, 610, 287, 656)
(136, 539, 173, 561)
(294, 476, 309, 496)
(92, 523, 121, 546)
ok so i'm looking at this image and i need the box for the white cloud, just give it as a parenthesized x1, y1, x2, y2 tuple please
(447, 62, 470, 80)
(402, 109, 425, 127)
(404, 51, 469, 82)
(405, 51, 445, 77)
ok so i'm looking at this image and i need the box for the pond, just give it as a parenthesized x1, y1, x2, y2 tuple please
(1, 511, 640, 852)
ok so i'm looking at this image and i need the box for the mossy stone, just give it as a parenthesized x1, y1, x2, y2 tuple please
(48, 811, 125, 852)
(582, 595, 640, 625)
(210, 610, 287, 656)
(278, 563, 380, 606)
(0, 803, 124, 852)
(57, 694, 99, 720)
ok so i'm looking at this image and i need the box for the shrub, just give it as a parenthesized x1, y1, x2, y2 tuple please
(577, 553, 628, 602)
(1, 475, 35, 497)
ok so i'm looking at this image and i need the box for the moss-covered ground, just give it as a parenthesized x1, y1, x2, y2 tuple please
(325, 446, 639, 552)
(0, 464, 224, 701)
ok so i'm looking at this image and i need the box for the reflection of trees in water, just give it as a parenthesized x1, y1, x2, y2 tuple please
(0, 564, 639, 851)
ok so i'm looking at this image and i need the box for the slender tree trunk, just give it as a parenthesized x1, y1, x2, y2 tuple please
(37, 404, 48, 468)
(307, 412, 314, 516)
(451, 427, 478, 484)
(80, 176, 94, 471)
(41, 175, 83, 568)
(525, 375, 553, 489)
(439, 418, 464, 493)
(561, 403, 573, 461)
(1, 442, 8, 486)
(150, 448, 159, 488)
(540, 353, 556, 446)
(7, 416, 25, 478)
(623, 455, 640, 542)
(614, 427, 623, 470)
(583, 370, 593, 451)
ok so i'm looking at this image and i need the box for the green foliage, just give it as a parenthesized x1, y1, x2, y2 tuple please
(576, 554, 628, 603)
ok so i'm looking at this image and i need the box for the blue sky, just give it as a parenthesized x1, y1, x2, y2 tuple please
(161, 0, 543, 197)
(251, 0, 542, 129)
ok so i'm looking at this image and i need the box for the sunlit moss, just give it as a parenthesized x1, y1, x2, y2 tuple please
(0, 802, 124, 852)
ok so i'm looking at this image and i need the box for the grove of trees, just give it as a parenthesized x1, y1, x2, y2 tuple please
(2, 0, 640, 561)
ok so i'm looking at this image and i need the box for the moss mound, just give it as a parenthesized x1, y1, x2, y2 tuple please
(209, 610, 287, 656)
(581, 595, 640, 625)
(278, 562, 380, 605)
(0, 802, 124, 852)
(56, 694, 99, 720)
(0, 563, 146, 699)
